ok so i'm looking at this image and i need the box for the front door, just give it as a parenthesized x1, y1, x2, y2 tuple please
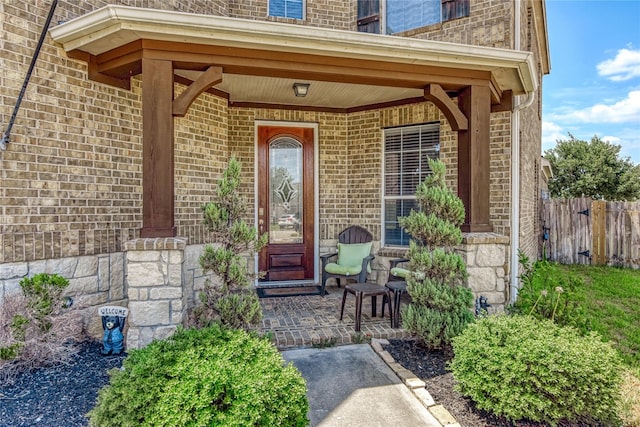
(257, 125, 314, 282)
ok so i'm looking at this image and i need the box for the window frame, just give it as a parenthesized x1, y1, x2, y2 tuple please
(357, 0, 470, 34)
(383, 0, 441, 35)
(268, 0, 305, 20)
(382, 122, 441, 248)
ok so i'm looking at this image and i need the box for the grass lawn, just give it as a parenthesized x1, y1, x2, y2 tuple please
(555, 264, 640, 372)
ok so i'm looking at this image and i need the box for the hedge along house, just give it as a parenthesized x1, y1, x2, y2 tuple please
(1, 1, 549, 349)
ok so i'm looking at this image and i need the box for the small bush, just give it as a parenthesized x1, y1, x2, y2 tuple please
(0, 274, 83, 384)
(508, 251, 589, 331)
(450, 315, 622, 426)
(88, 325, 309, 427)
(20, 273, 70, 325)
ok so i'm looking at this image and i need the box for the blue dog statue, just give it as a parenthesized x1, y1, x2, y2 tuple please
(101, 315, 125, 355)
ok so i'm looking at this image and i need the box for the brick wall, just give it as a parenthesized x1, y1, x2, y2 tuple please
(1, 0, 546, 304)
(410, 0, 513, 50)
(0, 0, 237, 264)
(517, 1, 545, 263)
(225, 102, 505, 245)
(228, 0, 354, 30)
(174, 91, 229, 243)
(490, 111, 513, 237)
(1, 0, 145, 262)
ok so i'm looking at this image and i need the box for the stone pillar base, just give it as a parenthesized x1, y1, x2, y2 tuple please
(124, 237, 187, 349)
(458, 233, 509, 312)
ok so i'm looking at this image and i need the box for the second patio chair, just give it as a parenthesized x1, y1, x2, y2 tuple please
(320, 225, 374, 296)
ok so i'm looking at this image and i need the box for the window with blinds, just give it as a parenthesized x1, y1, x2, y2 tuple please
(386, 0, 441, 34)
(269, 0, 304, 19)
(357, 0, 470, 34)
(383, 122, 440, 246)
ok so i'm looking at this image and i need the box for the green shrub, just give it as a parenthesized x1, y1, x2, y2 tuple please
(449, 315, 623, 426)
(190, 158, 267, 329)
(88, 325, 309, 427)
(20, 273, 70, 331)
(1, 274, 82, 383)
(508, 251, 589, 331)
(399, 159, 474, 350)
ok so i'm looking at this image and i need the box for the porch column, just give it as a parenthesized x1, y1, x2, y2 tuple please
(457, 85, 493, 232)
(141, 58, 176, 238)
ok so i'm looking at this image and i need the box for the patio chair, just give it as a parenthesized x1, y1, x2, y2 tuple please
(320, 225, 374, 296)
(383, 258, 411, 328)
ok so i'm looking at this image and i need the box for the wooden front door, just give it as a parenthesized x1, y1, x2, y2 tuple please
(257, 125, 314, 282)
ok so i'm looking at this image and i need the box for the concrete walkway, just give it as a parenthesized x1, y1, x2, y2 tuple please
(282, 344, 442, 427)
(260, 286, 460, 426)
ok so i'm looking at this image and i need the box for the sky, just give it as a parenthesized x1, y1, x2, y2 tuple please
(542, 0, 640, 164)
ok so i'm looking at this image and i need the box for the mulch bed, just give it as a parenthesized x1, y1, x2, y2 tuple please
(0, 341, 125, 427)
(0, 338, 606, 427)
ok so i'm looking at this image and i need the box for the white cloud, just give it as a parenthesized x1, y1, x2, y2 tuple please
(600, 135, 621, 144)
(603, 130, 640, 164)
(541, 121, 566, 152)
(597, 47, 640, 81)
(547, 90, 640, 124)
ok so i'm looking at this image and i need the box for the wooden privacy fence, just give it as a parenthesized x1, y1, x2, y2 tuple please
(540, 197, 640, 268)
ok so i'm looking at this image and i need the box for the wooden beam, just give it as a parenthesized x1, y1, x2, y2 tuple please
(142, 39, 491, 78)
(67, 51, 131, 89)
(423, 84, 468, 131)
(172, 66, 222, 117)
(158, 54, 488, 89)
(140, 58, 176, 238)
(457, 85, 493, 232)
(491, 90, 513, 113)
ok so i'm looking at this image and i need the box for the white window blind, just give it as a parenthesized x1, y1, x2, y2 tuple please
(269, 0, 304, 19)
(383, 123, 440, 246)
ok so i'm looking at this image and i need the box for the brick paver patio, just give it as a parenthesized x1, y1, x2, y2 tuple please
(259, 284, 412, 349)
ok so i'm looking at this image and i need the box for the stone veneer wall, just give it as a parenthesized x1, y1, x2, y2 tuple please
(0, 252, 126, 339)
(124, 238, 187, 349)
(124, 238, 255, 349)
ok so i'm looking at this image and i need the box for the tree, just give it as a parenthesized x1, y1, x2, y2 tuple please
(399, 159, 474, 350)
(189, 158, 268, 330)
(544, 134, 640, 200)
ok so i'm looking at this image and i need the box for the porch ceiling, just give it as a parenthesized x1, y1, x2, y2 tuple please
(50, 5, 538, 110)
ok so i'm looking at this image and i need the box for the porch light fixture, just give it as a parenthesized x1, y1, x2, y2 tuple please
(293, 82, 310, 97)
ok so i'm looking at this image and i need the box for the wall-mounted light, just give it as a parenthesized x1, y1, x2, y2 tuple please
(293, 82, 310, 97)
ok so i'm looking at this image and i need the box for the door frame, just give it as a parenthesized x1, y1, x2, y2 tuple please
(254, 120, 319, 286)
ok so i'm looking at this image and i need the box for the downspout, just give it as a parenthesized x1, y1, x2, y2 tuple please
(510, 0, 536, 303)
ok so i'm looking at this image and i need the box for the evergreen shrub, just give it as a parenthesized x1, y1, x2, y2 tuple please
(89, 325, 309, 427)
(189, 158, 268, 329)
(450, 314, 622, 426)
(399, 159, 474, 349)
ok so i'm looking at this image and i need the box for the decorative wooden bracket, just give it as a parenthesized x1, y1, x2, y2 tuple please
(172, 66, 223, 117)
(424, 84, 468, 131)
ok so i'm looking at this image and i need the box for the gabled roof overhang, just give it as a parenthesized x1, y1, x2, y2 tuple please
(50, 5, 538, 111)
